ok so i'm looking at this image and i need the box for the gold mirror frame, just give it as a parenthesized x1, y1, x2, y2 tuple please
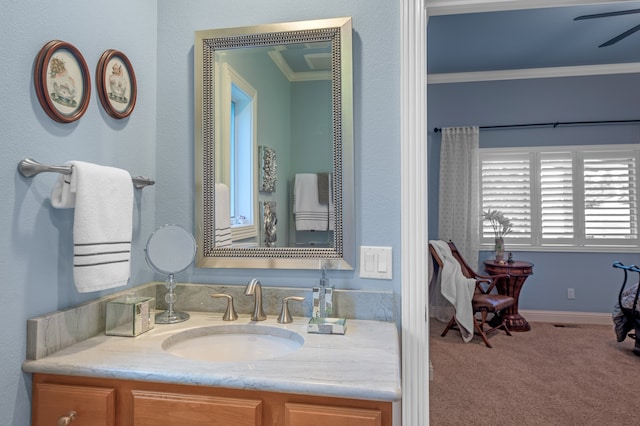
(194, 17, 354, 270)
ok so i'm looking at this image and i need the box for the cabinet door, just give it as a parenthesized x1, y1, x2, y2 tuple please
(285, 402, 382, 426)
(132, 390, 262, 425)
(32, 383, 116, 426)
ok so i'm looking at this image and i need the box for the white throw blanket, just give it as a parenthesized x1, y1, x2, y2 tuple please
(51, 161, 133, 293)
(429, 240, 476, 342)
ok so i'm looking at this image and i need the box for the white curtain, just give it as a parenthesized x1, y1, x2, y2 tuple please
(437, 126, 480, 268)
(431, 126, 480, 321)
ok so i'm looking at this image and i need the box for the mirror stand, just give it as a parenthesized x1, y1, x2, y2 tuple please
(156, 273, 190, 324)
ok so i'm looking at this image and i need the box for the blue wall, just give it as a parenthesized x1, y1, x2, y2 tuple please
(2, 0, 158, 423)
(428, 73, 640, 313)
(2, 1, 400, 424)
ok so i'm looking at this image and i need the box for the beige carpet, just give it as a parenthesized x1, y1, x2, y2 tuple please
(429, 319, 638, 425)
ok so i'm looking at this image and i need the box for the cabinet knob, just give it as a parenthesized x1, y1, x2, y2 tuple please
(57, 411, 76, 426)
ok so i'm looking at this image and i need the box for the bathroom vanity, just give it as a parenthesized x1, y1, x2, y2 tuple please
(24, 312, 401, 425)
(31, 373, 392, 425)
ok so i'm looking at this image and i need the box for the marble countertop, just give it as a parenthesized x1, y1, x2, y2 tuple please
(23, 312, 401, 402)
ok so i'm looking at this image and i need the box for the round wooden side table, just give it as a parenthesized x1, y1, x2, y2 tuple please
(483, 260, 534, 332)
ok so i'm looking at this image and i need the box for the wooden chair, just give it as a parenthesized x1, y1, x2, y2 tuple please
(429, 240, 515, 348)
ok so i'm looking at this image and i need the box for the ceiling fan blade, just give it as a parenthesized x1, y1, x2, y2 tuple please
(574, 8, 640, 20)
(599, 23, 640, 47)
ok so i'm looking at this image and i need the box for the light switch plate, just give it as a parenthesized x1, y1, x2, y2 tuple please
(359, 246, 393, 279)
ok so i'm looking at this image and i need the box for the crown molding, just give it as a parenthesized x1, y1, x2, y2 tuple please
(428, 62, 640, 84)
(426, 0, 632, 16)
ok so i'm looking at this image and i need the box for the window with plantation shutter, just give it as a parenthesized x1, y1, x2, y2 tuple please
(480, 145, 640, 250)
(480, 152, 532, 243)
(583, 151, 637, 242)
(540, 152, 573, 242)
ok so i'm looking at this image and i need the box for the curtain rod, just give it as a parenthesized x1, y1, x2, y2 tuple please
(433, 119, 640, 133)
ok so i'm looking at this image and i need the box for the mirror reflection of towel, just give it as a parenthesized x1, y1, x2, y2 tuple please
(317, 172, 330, 204)
(294, 173, 334, 231)
(215, 183, 232, 247)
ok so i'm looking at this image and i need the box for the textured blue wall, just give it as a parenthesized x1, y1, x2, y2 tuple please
(2, 1, 158, 423)
(428, 73, 640, 313)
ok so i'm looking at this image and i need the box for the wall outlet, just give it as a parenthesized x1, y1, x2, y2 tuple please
(567, 288, 575, 299)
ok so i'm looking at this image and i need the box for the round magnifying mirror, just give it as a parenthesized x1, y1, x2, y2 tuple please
(145, 224, 196, 324)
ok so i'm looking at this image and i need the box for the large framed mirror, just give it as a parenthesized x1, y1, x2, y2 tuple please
(195, 17, 354, 269)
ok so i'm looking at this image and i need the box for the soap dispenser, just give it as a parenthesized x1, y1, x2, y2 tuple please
(313, 267, 333, 318)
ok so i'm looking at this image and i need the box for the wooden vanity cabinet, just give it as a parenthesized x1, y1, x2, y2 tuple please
(32, 373, 392, 426)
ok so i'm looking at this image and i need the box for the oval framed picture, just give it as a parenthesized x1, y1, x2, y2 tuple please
(96, 49, 137, 119)
(34, 40, 91, 123)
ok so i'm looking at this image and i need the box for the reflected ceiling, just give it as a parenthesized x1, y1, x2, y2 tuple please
(428, 2, 640, 74)
(279, 42, 332, 72)
(268, 43, 332, 81)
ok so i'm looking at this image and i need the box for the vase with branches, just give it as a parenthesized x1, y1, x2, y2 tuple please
(483, 210, 512, 263)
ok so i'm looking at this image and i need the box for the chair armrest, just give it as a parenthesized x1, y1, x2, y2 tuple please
(475, 273, 509, 280)
(475, 273, 510, 294)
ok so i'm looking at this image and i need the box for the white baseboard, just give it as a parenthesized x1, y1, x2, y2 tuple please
(520, 309, 611, 326)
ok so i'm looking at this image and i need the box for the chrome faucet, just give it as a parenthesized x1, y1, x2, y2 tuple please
(245, 278, 266, 321)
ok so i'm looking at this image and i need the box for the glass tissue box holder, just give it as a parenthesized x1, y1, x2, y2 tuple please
(307, 317, 347, 335)
(106, 296, 155, 337)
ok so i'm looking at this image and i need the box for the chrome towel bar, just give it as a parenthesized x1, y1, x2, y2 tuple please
(18, 158, 155, 189)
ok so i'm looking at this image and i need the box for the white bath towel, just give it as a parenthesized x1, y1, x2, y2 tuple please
(429, 240, 476, 343)
(51, 161, 133, 293)
(215, 183, 232, 247)
(293, 173, 335, 231)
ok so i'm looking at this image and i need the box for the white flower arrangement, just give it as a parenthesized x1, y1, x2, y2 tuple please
(483, 210, 512, 239)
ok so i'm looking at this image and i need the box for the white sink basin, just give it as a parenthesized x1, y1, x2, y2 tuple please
(162, 324, 304, 362)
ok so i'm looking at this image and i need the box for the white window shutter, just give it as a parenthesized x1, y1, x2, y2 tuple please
(480, 145, 639, 249)
(480, 153, 531, 243)
(583, 151, 638, 242)
(540, 152, 574, 241)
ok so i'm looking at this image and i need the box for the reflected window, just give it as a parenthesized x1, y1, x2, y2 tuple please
(229, 86, 253, 226)
(220, 62, 258, 242)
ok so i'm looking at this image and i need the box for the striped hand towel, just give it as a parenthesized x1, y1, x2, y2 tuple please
(51, 161, 133, 293)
